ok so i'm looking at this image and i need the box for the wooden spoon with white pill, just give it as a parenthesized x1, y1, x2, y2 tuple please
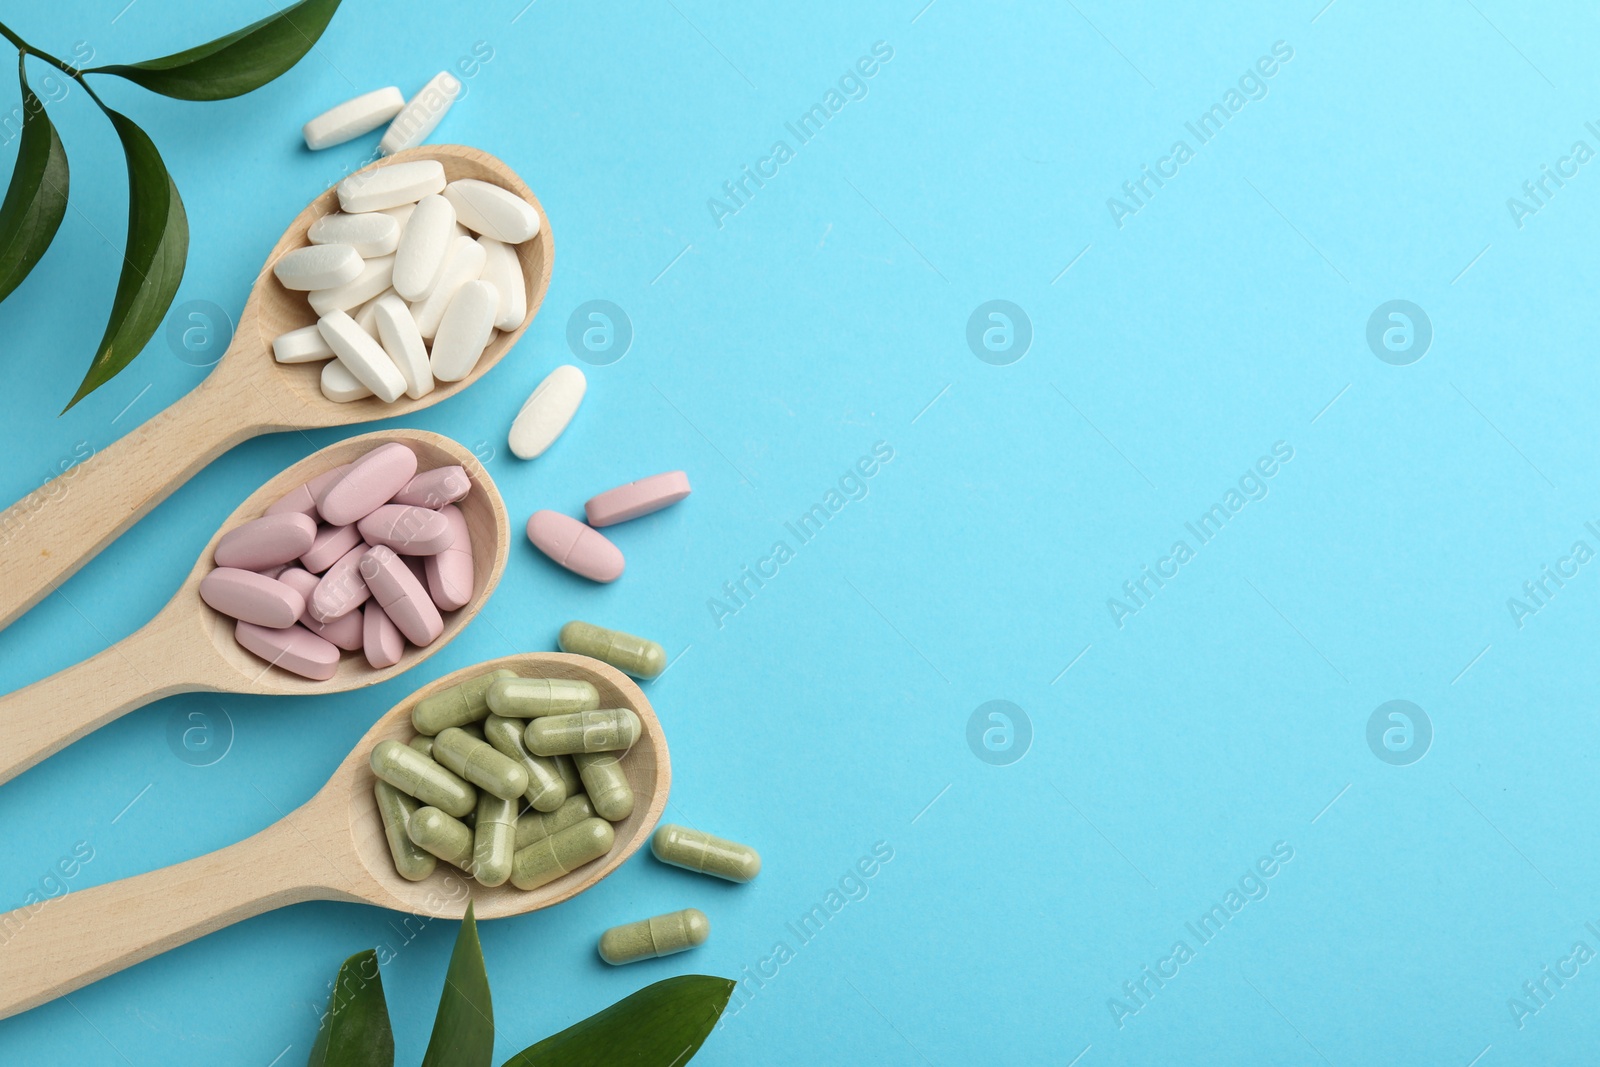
(0, 652, 669, 1022)
(0, 144, 552, 632)
(0, 428, 508, 786)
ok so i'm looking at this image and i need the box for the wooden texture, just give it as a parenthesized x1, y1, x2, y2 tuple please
(0, 653, 670, 1021)
(0, 429, 509, 785)
(0, 144, 552, 631)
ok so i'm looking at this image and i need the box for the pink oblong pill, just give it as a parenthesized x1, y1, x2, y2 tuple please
(363, 601, 406, 668)
(391, 466, 471, 508)
(300, 523, 363, 574)
(213, 513, 318, 571)
(318, 442, 419, 526)
(310, 543, 372, 622)
(356, 504, 453, 555)
(265, 464, 350, 518)
(235, 620, 340, 681)
(277, 567, 365, 651)
(199, 568, 305, 628)
(525, 510, 624, 583)
(425, 504, 474, 611)
(584, 471, 691, 527)
(359, 545, 444, 645)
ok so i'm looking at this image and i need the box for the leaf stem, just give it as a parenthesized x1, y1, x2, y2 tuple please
(0, 20, 93, 86)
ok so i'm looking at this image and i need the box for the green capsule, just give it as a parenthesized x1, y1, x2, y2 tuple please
(407, 806, 474, 868)
(408, 736, 433, 759)
(558, 621, 667, 679)
(598, 908, 710, 965)
(412, 668, 517, 735)
(514, 793, 597, 850)
(511, 817, 614, 890)
(473, 794, 518, 887)
(483, 714, 567, 811)
(432, 727, 530, 801)
(574, 751, 634, 822)
(370, 739, 476, 818)
(525, 708, 641, 756)
(651, 824, 761, 883)
(487, 676, 601, 717)
(555, 754, 581, 795)
(374, 780, 436, 882)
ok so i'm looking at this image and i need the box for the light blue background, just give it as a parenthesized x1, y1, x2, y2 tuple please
(2, 0, 1599, 1063)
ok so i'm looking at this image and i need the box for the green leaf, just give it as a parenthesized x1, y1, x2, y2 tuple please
(501, 975, 735, 1067)
(307, 949, 395, 1067)
(0, 55, 69, 304)
(65, 104, 187, 410)
(422, 902, 495, 1067)
(88, 0, 343, 101)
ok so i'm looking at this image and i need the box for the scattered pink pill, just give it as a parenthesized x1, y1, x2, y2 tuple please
(584, 470, 691, 527)
(318, 442, 419, 526)
(391, 465, 471, 508)
(265, 464, 350, 519)
(300, 523, 363, 574)
(235, 620, 340, 681)
(277, 567, 365, 651)
(213, 512, 317, 571)
(526, 510, 624, 583)
(360, 545, 444, 645)
(425, 504, 474, 611)
(363, 601, 406, 668)
(199, 568, 305, 628)
(357, 504, 453, 554)
(309, 543, 372, 622)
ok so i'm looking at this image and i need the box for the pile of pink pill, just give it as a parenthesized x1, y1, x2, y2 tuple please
(526, 470, 690, 583)
(198, 441, 477, 680)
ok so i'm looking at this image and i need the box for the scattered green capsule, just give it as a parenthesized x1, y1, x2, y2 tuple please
(408, 736, 433, 759)
(651, 824, 761, 883)
(487, 676, 600, 717)
(555, 754, 581, 795)
(598, 908, 710, 965)
(412, 668, 517, 735)
(574, 751, 634, 821)
(407, 806, 474, 868)
(559, 621, 667, 680)
(525, 708, 641, 756)
(511, 817, 614, 890)
(432, 727, 530, 801)
(473, 794, 518, 887)
(514, 793, 597, 850)
(484, 714, 567, 811)
(370, 740, 476, 818)
(374, 780, 436, 882)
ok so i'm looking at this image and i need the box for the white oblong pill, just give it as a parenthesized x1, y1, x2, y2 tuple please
(352, 294, 384, 338)
(382, 202, 416, 230)
(309, 254, 395, 316)
(373, 293, 434, 399)
(338, 159, 446, 213)
(318, 311, 407, 403)
(321, 358, 374, 403)
(508, 365, 586, 459)
(308, 212, 400, 257)
(272, 244, 363, 291)
(273, 324, 333, 364)
(409, 236, 485, 339)
(393, 194, 456, 301)
(477, 238, 526, 331)
(443, 180, 541, 244)
(302, 87, 405, 151)
(378, 72, 461, 156)
(430, 281, 498, 383)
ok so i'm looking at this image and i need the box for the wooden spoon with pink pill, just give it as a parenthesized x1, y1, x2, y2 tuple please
(0, 651, 670, 1021)
(0, 144, 552, 633)
(0, 429, 509, 786)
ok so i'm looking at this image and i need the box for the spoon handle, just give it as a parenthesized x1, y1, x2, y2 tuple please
(0, 367, 271, 632)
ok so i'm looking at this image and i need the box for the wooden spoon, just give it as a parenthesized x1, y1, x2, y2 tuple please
(0, 653, 670, 1021)
(0, 428, 509, 785)
(0, 144, 552, 632)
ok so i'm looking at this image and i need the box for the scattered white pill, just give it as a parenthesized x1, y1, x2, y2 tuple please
(373, 293, 434, 400)
(302, 87, 406, 151)
(318, 311, 407, 403)
(508, 365, 586, 460)
(443, 180, 541, 244)
(308, 212, 400, 257)
(409, 236, 485, 339)
(393, 194, 455, 301)
(273, 324, 334, 364)
(337, 159, 446, 213)
(309, 254, 395, 316)
(430, 281, 498, 383)
(273, 244, 363, 291)
(379, 72, 461, 156)
(477, 238, 526, 331)
(321, 357, 374, 403)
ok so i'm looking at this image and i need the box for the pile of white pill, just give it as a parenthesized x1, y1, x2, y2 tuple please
(271, 157, 538, 405)
(198, 441, 477, 680)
